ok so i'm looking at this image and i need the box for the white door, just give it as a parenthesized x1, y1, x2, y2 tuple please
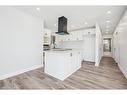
(103, 38, 112, 57)
(83, 34, 95, 62)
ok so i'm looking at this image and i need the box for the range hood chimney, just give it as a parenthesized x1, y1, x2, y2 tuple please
(56, 16, 69, 35)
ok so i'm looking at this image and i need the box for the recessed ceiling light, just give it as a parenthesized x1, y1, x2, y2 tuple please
(85, 22, 88, 24)
(106, 20, 110, 23)
(54, 24, 57, 27)
(36, 7, 40, 11)
(71, 25, 75, 27)
(107, 11, 111, 14)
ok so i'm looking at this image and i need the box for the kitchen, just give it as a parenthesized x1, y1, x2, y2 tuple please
(43, 16, 99, 80)
(0, 6, 127, 89)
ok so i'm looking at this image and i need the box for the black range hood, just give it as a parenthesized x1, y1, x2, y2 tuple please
(56, 16, 69, 35)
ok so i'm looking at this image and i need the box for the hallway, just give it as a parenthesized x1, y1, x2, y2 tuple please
(0, 57, 127, 89)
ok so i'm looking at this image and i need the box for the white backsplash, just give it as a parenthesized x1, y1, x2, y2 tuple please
(56, 40, 84, 60)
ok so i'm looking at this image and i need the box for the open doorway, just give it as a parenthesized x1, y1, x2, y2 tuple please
(103, 38, 112, 56)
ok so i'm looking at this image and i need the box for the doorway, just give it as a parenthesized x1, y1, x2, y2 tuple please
(103, 38, 112, 56)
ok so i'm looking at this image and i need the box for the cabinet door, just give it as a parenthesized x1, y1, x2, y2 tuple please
(71, 51, 81, 71)
(56, 31, 83, 42)
(89, 35, 95, 62)
(71, 52, 77, 71)
(83, 29, 95, 35)
(90, 29, 95, 35)
(83, 30, 88, 35)
(66, 35, 71, 41)
(70, 32, 76, 41)
(76, 51, 82, 69)
(76, 31, 83, 40)
(65, 53, 72, 75)
(73, 31, 83, 41)
(83, 29, 90, 35)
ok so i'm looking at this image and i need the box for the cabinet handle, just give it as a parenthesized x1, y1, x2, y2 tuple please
(70, 53, 72, 57)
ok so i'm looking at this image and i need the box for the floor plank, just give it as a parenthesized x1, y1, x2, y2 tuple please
(0, 57, 127, 89)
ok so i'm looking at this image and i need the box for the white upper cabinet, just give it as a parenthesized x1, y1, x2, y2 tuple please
(83, 28, 95, 35)
(75, 30, 83, 40)
(70, 30, 83, 41)
(56, 30, 83, 42)
(56, 28, 95, 42)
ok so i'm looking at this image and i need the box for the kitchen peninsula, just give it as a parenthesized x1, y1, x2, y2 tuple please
(44, 49, 81, 80)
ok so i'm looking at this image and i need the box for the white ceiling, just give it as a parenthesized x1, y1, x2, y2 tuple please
(14, 6, 126, 35)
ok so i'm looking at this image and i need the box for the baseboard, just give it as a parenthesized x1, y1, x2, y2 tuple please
(118, 63, 127, 79)
(95, 59, 100, 67)
(0, 64, 42, 80)
(95, 63, 99, 67)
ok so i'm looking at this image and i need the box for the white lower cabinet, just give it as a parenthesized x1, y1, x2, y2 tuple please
(65, 51, 81, 76)
(71, 51, 81, 71)
(45, 50, 81, 81)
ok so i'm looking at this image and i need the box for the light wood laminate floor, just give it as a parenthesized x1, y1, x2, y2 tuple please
(0, 57, 127, 89)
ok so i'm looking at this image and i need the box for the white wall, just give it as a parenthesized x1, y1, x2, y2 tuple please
(113, 31, 120, 63)
(0, 7, 43, 80)
(113, 10, 127, 78)
(95, 23, 103, 66)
